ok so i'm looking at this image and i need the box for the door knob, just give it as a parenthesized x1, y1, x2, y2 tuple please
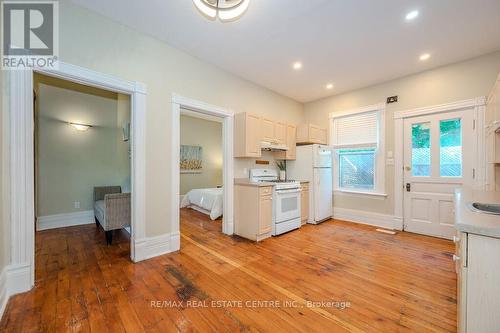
(405, 166, 411, 171)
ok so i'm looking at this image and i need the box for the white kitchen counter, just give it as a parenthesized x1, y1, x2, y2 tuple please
(455, 188, 500, 238)
(234, 178, 275, 187)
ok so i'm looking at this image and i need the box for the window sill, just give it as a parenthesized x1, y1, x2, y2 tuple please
(334, 189, 388, 198)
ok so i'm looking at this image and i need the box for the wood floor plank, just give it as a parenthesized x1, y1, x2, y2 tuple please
(0, 209, 457, 332)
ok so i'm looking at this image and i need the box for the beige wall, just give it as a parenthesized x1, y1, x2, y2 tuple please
(53, 0, 303, 237)
(304, 51, 500, 215)
(180, 114, 222, 195)
(0, 69, 6, 271)
(35, 76, 130, 217)
(2, 0, 499, 258)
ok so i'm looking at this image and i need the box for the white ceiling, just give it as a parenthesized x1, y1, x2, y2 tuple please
(69, 0, 500, 103)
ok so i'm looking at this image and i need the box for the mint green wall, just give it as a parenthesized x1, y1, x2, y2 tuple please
(35, 77, 130, 217)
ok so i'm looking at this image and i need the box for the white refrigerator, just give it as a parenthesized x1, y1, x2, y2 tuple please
(287, 144, 333, 224)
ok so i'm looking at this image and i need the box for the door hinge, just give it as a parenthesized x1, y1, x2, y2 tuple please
(472, 168, 476, 179)
(473, 119, 476, 130)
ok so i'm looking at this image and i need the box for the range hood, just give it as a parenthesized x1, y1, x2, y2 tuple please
(260, 140, 289, 151)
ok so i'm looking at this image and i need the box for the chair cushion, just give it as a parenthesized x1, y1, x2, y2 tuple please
(94, 200, 106, 224)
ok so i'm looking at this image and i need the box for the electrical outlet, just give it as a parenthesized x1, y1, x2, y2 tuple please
(74, 201, 80, 209)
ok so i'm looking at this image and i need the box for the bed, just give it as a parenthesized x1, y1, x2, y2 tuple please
(180, 188, 223, 220)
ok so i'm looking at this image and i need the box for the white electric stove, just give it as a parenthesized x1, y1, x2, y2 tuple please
(249, 169, 302, 236)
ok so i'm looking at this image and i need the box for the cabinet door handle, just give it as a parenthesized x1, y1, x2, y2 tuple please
(452, 255, 460, 262)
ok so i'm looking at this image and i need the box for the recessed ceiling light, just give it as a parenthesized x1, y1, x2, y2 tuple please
(326, 83, 334, 90)
(293, 62, 302, 70)
(419, 53, 431, 61)
(405, 10, 419, 21)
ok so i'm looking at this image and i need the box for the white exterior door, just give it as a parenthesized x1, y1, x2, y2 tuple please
(403, 110, 473, 239)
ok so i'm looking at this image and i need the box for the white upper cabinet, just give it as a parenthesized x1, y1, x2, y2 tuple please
(296, 124, 328, 145)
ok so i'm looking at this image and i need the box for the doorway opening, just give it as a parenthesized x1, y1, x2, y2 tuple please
(179, 109, 224, 234)
(393, 98, 486, 240)
(34, 72, 132, 256)
(171, 95, 234, 249)
(7, 63, 146, 294)
(402, 110, 473, 239)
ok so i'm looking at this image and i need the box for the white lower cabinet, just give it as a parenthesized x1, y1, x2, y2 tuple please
(456, 232, 500, 333)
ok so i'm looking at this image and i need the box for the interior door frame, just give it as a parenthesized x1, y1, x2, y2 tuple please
(5, 62, 147, 296)
(171, 94, 235, 240)
(393, 97, 487, 231)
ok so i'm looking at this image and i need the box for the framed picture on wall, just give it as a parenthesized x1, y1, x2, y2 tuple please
(180, 145, 203, 174)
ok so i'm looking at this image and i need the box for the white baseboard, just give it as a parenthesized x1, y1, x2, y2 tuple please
(134, 231, 180, 262)
(0, 263, 32, 321)
(6, 264, 31, 296)
(0, 268, 7, 321)
(37, 210, 94, 231)
(170, 231, 180, 252)
(333, 207, 397, 230)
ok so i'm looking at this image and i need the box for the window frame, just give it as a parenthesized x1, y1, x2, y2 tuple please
(329, 103, 387, 197)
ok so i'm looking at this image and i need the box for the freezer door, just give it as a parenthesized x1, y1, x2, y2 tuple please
(313, 167, 333, 222)
(313, 145, 333, 168)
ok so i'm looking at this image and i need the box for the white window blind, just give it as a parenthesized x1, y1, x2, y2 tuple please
(333, 111, 378, 148)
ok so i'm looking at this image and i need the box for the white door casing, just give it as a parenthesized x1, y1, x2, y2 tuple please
(6, 62, 147, 295)
(171, 94, 234, 240)
(393, 97, 486, 233)
(403, 110, 473, 239)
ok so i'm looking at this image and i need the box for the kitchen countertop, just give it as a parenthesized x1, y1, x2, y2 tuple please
(234, 178, 275, 187)
(234, 178, 309, 187)
(455, 188, 500, 238)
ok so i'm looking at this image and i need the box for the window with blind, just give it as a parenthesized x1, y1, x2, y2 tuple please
(330, 107, 385, 195)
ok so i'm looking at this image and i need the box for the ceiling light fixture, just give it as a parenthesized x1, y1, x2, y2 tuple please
(326, 83, 334, 90)
(193, 0, 250, 22)
(69, 122, 92, 131)
(293, 62, 302, 70)
(419, 53, 431, 61)
(405, 10, 419, 21)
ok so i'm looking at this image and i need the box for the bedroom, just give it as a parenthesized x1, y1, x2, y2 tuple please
(179, 110, 224, 230)
(34, 73, 132, 248)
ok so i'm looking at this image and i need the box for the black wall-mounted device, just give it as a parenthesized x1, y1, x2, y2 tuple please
(387, 96, 398, 104)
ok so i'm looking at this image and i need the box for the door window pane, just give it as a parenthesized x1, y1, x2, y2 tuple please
(412, 122, 431, 176)
(440, 119, 462, 177)
(338, 149, 375, 189)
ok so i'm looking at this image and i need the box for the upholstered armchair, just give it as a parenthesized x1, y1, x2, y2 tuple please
(93, 186, 131, 245)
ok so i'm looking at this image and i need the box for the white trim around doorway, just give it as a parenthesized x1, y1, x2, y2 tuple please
(171, 94, 235, 242)
(5, 62, 147, 299)
(393, 97, 487, 230)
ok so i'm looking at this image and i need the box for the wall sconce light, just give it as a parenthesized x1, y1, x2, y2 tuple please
(69, 122, 92, 131)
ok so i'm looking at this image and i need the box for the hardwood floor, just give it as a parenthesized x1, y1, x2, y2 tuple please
(0, 209, 456, 332)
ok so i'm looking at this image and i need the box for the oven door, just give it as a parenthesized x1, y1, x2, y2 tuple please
(274, 189, 301, 223)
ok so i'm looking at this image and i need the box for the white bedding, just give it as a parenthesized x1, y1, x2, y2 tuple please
(180, 188, 223, 220)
